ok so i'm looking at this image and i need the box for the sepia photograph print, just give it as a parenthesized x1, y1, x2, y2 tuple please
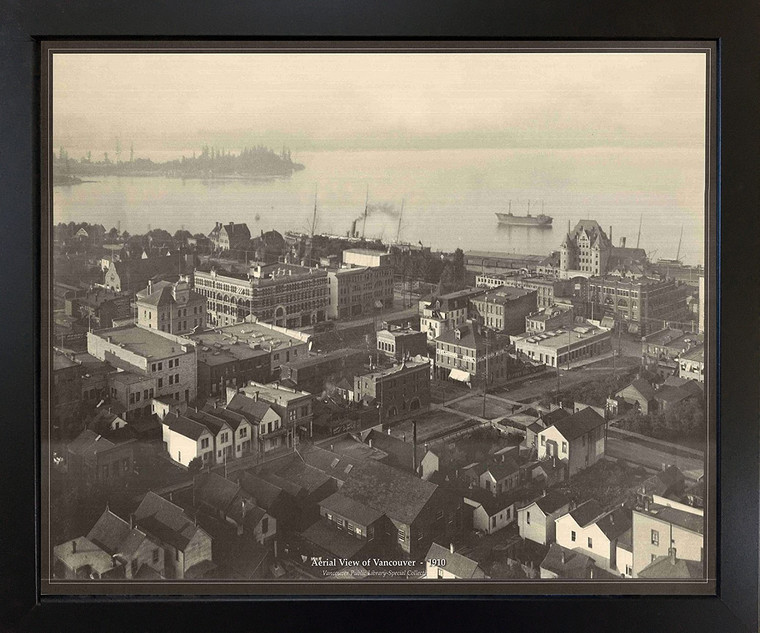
(40, 42, 716, 596)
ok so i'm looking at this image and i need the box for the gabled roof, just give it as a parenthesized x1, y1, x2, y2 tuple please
(641, 504, 704, 535)
(226, 393, 277, 424)
(164, 413, 210, 441)
(203, 404, 248, 431)
(194, 472, 241, 514)
(541, 407, 571, 426)
(67, 429, 116, 458)
(521, 490, 571, 516)
(595, 506, 632, 541)
(639, 466, 685, 498)
(235, 471, 284, 511)
(463, 486, 520, 516)
(184, 409, 232, 436)
(567, 499, 605, 528)
(680, 344, 704, 362)
(486, 457, 520, 482)
(320, 491, 384, 527)
(617, 528, 633, 552)
(426, 542, 483, 579)
(653, 385, 696, 405)
(301, 518, 368, 560)
(620, 378, 656, 402)
(540, 543, 596, 579)
(53, 537, 116, 576)
(86, 509, 132, 555)
(133, 491, 208, 551)
(638, 555, 703, 579)
(337, 460, 439, 526)
(546, 407, 606, 442)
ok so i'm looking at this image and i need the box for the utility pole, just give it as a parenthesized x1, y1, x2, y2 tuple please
(482, 329, 489, 419)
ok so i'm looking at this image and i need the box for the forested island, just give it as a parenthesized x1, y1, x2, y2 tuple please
(53, 145, 305, 183)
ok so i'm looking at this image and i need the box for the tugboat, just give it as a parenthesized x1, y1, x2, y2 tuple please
(496, 200, 553, 227)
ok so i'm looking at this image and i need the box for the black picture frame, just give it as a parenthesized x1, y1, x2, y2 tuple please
(1, 0, 758, 631)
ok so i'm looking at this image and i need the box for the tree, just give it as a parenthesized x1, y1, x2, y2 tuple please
(107, 227, 120, 240)
(188, 456, 203, 473)
(173, 229, 193, 245)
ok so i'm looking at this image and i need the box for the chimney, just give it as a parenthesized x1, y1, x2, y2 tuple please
(560, 550, 565, 565)
(71, 540, 77, 553)
(589, 566, 595, 579)
(148, 279, 153, 294)
(255, 391, 259, 402)
(670, 546, 677, 565)
(368, 438, 373, 448)
(449, 543, 455, 554)
(129, 514, 134, 530)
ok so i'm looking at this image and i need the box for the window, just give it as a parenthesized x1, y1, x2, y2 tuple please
(169, 375, 174, 385)
(158, 362, 162, 370)
(240, 427, 247, 437)
(175, 374, 180, 384)
(151, 363, 156, 372)
(397, 528, 405, 543)
(540, 436, 545, 446)
(491, 516, 496, 528)
(261, 517, 269, 533)
(562, 441, 567, 453)
(526, 511, 530, 525)
(143, 389, 149, 399)
(175, 358, 180, 367)
(135, 392, 141, 402)
(175, 549, 180, 562)
(437, 568, 444, 579)
(651, 554, 656, 563)
(587, 537, 593, 549)
(158, 378, 163, 388)
(571, 530, 576, 542)
(651, 529, 659, 545)
(129, 393, 135, 404)
(625, 564, 632, 576)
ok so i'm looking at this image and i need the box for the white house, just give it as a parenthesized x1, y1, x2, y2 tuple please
(463, 488, 518, 536)
(424, 542, 486, 579)
(537, 407, 606, 477)
(517, 490, 571, 546)
(162, 413, 215, 467)
(555, 499, 632, 576)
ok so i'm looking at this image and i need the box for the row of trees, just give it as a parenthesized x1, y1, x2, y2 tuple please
(616, 398, 706, 441)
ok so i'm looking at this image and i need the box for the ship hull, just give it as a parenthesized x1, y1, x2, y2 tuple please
(495, 213, 553, 226)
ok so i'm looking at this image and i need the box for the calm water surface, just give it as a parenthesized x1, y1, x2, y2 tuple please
(54, 148, 706, 265)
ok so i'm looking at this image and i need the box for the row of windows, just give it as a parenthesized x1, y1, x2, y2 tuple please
(129, 388, 155, 405)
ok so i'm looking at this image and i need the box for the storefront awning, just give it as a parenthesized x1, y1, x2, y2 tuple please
(449, 368, 471, 383)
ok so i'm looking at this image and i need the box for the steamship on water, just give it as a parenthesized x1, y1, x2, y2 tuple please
(495, 200, 553, 227)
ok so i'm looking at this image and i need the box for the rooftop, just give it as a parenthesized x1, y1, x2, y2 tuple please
(567, 499, 606, 528)
(91, 324, 195, 360)
(238, 381, 313, 405)
(301, 518, 368, 560)
(355, 358, 430, 382)
(320, 491, 385, 527)
(465, 250, 545, 263)
(281, 348, 366, 370)
(546, 407, 606, 442)
(53, 537, 116, 577)
(680, 344, 704, 362)
(513, 322, 610, 350)
(191, 322, 306, 366)
(133, 491, 207, 552)
(638, 503, 704, 535)
(521, 490, 571, 516)
(337, 460, 439, 525)
(426, 543, 483, 579)
(473, 286, 535, 304)
(638, 554, 703, 579)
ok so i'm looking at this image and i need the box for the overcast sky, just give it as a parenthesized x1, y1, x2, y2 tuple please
(53, 52, 707, 155)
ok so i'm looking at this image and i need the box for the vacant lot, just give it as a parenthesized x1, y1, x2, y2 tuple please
(389, 408, 474, 443)
(449, 394, 515, 420)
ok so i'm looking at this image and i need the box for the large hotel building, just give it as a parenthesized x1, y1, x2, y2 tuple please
(194, 262, 329, 328)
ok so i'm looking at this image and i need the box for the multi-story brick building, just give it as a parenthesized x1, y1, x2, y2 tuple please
(513, 322, 611, 369)
(135, 276, 206, 335)
(586, 275, 691, 336)
(87, 325, 198, 419)
(499, 274, 575, 310)
(376, 325, 428, 361)
(194, 263, 329, 328)
(189, 321, 310, 399)
(230, 381, 314, 446)
(208, 221, 251, 252)
(559, 220, 613, 278)
(419, 288, 485, 342)
(469, 286, 537, 335)
(326, 249, 394, 320)
(525, 306, 575, 334)
(434, 321, 510, 386)
(279, 348, 368, 394)
(352, 359, 431, 425)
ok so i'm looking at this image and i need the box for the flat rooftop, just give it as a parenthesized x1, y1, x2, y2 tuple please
(91, 324, 194, 359)
(357, 359, 430, 381)
(190, 323, 306, 365)
(239, 381, 312, 404)
(473, 286, 535, 303)
(514, 323, 610, 350)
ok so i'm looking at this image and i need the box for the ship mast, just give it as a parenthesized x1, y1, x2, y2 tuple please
(361, 185, 369, 240)
(527, 199, 531, 217)
(636, 213, 643, 249)
(676, 225, 683, 262)
(396, 199, 404, 244)
(310, 185, 318, 237)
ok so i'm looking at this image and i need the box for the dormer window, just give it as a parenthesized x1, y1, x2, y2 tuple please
(455, 329, 462, 340)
